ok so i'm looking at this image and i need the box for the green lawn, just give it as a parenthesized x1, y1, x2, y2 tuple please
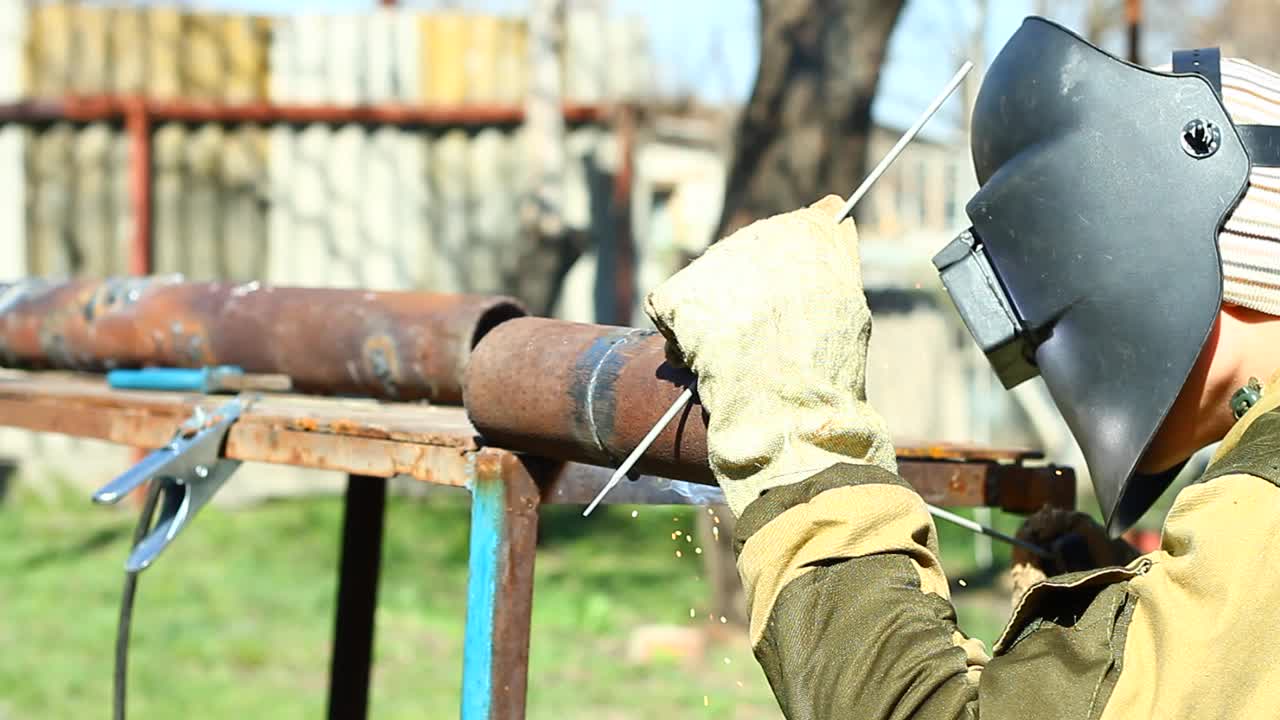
(0, 474, 1023, 719)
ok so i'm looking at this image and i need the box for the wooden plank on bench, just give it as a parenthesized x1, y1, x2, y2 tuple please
(0, 370, 1076, 510)
(0, 369, 476, 485)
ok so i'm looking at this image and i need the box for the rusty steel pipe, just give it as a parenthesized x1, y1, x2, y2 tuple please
(0, 277, 525, 403)
(465, 316, 710, 482)
(464, 317, 1078, 513)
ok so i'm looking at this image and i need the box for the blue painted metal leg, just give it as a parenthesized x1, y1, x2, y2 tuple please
(461, 450, 540, 720)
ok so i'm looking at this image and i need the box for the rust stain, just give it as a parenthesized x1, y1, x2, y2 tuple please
(361, 334, 401, 400)
(473, 447, 507, 481)
(330, 419, 365, 436)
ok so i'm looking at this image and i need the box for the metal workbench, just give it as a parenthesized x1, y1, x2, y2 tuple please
(0, 369, 1075, 718)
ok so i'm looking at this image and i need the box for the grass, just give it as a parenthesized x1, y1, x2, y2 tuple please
(0, 475, 1024, 719)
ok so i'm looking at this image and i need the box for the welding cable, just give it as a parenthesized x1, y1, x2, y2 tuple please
(112, 481, 163, 720)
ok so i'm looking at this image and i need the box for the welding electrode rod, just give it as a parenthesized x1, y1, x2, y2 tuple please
(834, 61, 974, 223)
(928, 505, 1050, 558)
(583, 61, 976, 518)
(582, 386, 695, 516)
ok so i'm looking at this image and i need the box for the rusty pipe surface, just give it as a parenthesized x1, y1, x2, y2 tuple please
(465, 316, 711, 482)
(0, 277, 526, 403)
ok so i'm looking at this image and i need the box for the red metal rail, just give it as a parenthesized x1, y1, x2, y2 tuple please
(123, 99, 151, 275)
(0, 97, 608, 126)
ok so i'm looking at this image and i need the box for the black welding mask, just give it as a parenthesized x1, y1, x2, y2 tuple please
(934, 17, 1280, 533)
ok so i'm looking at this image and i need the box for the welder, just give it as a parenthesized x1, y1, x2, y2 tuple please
(645, 18, 1280, 718)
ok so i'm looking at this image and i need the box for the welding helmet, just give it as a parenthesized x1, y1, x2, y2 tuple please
(933, 17, 1280, 533)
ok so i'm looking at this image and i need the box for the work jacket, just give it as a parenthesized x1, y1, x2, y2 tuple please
(735, 385, 1280, 719)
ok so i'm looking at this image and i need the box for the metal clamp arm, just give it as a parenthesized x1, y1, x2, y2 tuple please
(93, 398, 246, 572)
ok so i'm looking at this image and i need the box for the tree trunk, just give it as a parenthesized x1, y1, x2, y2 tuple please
(715, 0, 906, 238)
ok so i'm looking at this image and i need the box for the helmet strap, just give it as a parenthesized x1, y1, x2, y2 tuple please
(1175, 47, 1280, 168)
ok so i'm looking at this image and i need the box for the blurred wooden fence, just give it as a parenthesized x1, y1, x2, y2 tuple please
(0, 2, 653, 292)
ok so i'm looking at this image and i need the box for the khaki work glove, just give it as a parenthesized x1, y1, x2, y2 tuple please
(644, 195, 896, 517)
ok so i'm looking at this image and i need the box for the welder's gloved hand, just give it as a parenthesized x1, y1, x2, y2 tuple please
(1009, 506, 1141, 604)
(644, 195, 896, 517)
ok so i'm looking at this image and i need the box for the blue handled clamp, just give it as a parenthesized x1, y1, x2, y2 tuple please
(107, 366, 291, 394)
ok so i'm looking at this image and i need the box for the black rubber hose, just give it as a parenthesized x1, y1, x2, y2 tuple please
(112, 482, 163, 720)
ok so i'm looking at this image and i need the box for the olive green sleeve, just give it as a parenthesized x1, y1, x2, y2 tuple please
(734, 464, 984, 719)
(735, 463, 1139, 720)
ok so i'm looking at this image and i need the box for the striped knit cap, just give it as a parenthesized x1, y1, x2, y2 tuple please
(1218, 58, 1280, 315)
